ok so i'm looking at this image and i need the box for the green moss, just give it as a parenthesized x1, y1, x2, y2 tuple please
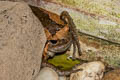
(48, 54, 80, 70)
(69, 11, 120, 43)
(55, 0, 120, 18)
(116, 13, 120, 18)
(56, 0, 77, 6)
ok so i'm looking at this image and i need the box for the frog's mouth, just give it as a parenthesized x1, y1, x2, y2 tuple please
(47, 37, 72, 53)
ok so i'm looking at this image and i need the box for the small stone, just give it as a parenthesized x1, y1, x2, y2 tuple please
(35, 67, 59, 80)
(70, 61, 105, 80)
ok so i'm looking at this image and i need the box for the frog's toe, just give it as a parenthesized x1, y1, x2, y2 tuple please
(67, 56, 76, 60)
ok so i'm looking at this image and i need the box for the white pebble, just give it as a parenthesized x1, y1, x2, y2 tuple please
(35, 67, 59, 80)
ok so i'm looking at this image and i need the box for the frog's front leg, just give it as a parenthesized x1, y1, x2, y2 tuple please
(60, 11, 82, 59)
(43, 42, 56, 61)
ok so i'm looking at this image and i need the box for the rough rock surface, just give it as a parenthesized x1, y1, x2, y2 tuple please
(70, 61, 105, 80)
(35, 67, 59, 80)
(0, 1, 46, 80)
(102, 69, 120, 80)
(59, 76, 67, 80)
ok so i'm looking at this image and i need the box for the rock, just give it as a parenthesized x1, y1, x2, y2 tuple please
(0, 1, 46, 80)
(70, 61, 105, 80)
(59, 76, 67, 80)
(35, 67, 59, 80)
(99, 19, 117, 26)
(102, 69, 120, 80)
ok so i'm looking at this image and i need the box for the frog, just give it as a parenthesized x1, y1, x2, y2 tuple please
(29, 5, 82, 76)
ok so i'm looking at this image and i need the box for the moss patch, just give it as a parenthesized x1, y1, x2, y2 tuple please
(55, 0, 120, 18)
(70, 12, 120, 43)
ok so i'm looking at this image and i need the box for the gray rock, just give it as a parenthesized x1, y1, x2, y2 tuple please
(35, 67, 59, 80)
(0, 1, 46, 80)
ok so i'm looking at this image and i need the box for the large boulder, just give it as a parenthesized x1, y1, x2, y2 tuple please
(0, 1, 46, 80)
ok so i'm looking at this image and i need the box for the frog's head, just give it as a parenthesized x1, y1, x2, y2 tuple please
(45, 25, 72, 57)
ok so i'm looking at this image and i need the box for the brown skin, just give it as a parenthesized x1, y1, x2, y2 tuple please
(29, 5, 82, 76)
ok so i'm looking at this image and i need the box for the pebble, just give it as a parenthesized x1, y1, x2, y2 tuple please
(35, 67, 59, 80)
